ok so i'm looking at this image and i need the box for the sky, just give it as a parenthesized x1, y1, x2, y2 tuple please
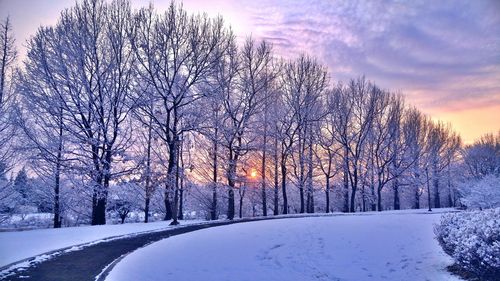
(1, 0, 499, 143)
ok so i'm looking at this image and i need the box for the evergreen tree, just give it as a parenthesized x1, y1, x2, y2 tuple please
(13, 168, 29, 200)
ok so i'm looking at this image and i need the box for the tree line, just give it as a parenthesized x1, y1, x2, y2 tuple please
(0, 0, 495, 228)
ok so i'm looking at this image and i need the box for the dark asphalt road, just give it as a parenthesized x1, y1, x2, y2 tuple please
(1, 216, 304, 281)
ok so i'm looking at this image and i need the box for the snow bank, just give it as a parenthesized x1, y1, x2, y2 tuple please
(106, 211, 459, 281)
(0, 219, 203, 268)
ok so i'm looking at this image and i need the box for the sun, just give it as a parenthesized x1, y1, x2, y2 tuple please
(250, 169, 257, 178)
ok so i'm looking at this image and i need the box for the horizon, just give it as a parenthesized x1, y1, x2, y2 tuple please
(1, 0, 499, 143)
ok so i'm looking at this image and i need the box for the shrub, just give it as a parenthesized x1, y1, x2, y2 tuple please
(460, 175, 500, 209)
(435, 208, 500, 280)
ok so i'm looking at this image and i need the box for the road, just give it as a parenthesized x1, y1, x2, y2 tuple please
(1, 216, 314, 281)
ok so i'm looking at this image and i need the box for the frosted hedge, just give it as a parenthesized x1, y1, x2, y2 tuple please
(434, 208, 500, 280)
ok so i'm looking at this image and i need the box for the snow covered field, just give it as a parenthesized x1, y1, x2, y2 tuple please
(0, 219, 203, 268)
(106, 211, 459, 281)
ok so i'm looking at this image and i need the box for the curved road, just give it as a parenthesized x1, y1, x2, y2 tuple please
(1, 216, 311, 281)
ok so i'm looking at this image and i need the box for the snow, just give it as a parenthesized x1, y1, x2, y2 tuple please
(435, 208, 500, 277)
(0, 219, 203, 268)
(106, 211, 460, 281)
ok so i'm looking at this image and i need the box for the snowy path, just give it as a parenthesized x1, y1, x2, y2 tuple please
(0, 219, 203, 268)
(106, 212, 460, 281)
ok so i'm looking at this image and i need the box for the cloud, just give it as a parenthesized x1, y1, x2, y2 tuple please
(2, 0, 499, 140)
(239, 0, 500, 112)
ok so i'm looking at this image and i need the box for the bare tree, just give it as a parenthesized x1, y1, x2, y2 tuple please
(129, 109, 156, 223)
(462, 132, 500, 179)
(400, 108, 430, 209)
(316, 106, 342, 212)
(272, 88, 297, 215)
(217, 38, 273, 219)
(143, 116, 154, 222)
(279, 55, 327, 214)
(268, 89, 284, 215)
(387, 95, 406, 210)
(17, 25, 71, 227)
(198, 91, 225, 220)
(427, 121, 461, 208)
(327, 83, 350, 212)
(253, 48, 279, 217)
(329, 77, 378, 212)
(131, 3, 227, 224)
(19, 0, 137, 225)
(0, 16, 17, 195)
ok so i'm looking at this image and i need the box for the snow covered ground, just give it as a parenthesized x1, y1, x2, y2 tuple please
(106, 210, 460, 281)
(0, 219, 203, 268)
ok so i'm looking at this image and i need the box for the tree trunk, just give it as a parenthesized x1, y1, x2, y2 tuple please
(144, 118, 152, 223)
(370, 157, 376, 211)
(211, 183, 217, 220)
(168, 111, 181, 226)
(349, 189, 356, 213)
(227, 155, 237, 220)
(164, 141, 176, 221)
(178, 144, 185, 221)
(53, 116, 63, 228)
(168, 138, 180, 225)
(261, 130, 267, 216)
(239, 202, 243, 218)
(325, 176, 330, 213)
(92, 193, 107, 225)
(299, 135, 305, 214)
(447, 168, 453, 207)
(164, 191, 173, 220)
(343, 171, 349, 213)
(343, 148, 349, 213)
(144, 197, 150, 223)
(361, 185, 366, 212)
(170, 157, 180, 225)
(413, 170, 420, 210)
(306, 133, 314, 213)
(281, 158, 288, 215)
(393, 179, 400, 210)
(433, 163, 440, 209)
(92, 150, 111, 225)
(309, 192, 314, 213)
(91, 145, 106, 225)
(53, 168, 61, 228)
(211, 130, 218, 220)
(349, 170, 357, 213)
(178, 178, 184, 220)
(228, 188, 235, 219)
(370, 192, 376, 211)
(426, 167, 432, 211)
(414, 187, 420, 209)
(273, 135, 279, 215)
(299, 186, 305, 213)
(377, 184, 383, 212)
(239, 189, 244, 218)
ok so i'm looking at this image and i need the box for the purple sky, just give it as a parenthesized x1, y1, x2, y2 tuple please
(1, 0, 499, 142)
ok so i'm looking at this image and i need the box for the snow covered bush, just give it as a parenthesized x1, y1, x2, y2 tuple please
(434, 208, 500, 280)
(460, 174, 500, 209)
